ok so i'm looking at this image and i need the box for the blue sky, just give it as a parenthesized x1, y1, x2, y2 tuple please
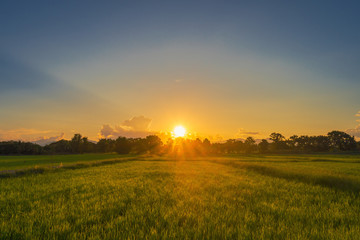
(1, 1, 360, 141)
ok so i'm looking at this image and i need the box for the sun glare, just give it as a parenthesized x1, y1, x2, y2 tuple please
(173, 125, 186, 138)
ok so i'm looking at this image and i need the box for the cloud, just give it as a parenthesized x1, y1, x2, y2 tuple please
(99, 124, 114, 139)
(346, 110, 360, 139)
(212, 134, 224, 142)
(0, 128, 63, 142)
(121, 116, 152, 131)
(32, 133, 65, 146)
(98, 116, 153, 139)
(236, 128, 260, 137)
(346, 126, 360, 138)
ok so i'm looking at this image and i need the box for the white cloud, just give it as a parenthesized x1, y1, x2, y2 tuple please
(121, 116, 151, 131)
(98, 116, 153, 139)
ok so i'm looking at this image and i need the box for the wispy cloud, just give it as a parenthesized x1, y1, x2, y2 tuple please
(236, 128, 260, 138)
(0, 128, 63, 142)
(32, 133, 65, 146)
(98, 116, 153, 139)
(346, 126, 360, 138)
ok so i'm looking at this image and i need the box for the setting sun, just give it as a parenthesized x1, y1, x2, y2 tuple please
(173, 125, 186, 138)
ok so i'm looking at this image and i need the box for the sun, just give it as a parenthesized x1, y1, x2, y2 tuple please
(173, 125, 186, 138)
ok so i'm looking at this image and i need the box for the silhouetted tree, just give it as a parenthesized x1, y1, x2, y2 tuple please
(327, 131, 357, 151)
(269, 132, 287, 151)
(144, 135, 163, 154)
(311, 135, 331, 152)
(244, 137, 256, 153)
(1, 130, 359, 156)
(70, 133, 83, 153)
(295, 135, 310, 151)
(258, 139, 269, 153)
(0, 141, 42, 155)
(224, 139, 236, 153)
(44, 140, 71, 153)
(288, 135, 298, 149)
(270, 132, 285, 142)
(115, 137, 132, 154)
(223, 139, 244, 153)
(97, 138, 115, 153)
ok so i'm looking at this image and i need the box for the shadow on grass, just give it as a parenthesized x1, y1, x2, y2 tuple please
(0, 158, 138, 179)
(216, 161, 360, 194)
(309, 158, 360, 163)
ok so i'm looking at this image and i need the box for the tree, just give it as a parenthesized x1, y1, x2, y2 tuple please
(144, 135, 163, 154)
(115, 137, 132, 154)
(0, 141, 43, 155)
(296, 135, 310, 151)
(44, 140, 71, 153)
(82, 137, 90, 153)
(97, 138, 115, 153)
(311, 136, 330, 152)
(327, 131, 357, 151)
(70, 133, 83, 153)
(258, 139, 269, 153)
(202, 138, 212, 154)
(288, 135, 298, 149)
(269, 132, 287, 151)
(269, 132, 285, 143)
(244, 137, 256, 153)
(224, 139, 236, 153)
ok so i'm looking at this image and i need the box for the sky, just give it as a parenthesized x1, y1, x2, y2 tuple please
(1, 0, 360, 143)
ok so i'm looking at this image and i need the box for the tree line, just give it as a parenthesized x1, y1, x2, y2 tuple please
(0, 131, 359, 155)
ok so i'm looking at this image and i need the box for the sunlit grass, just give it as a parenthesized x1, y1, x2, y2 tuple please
(0, 154, 128, 171)
(1, 154, 360, 239)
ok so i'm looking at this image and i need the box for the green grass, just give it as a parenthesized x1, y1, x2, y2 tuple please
(1, 154, 360, 239)
(0, 154, 129, 171)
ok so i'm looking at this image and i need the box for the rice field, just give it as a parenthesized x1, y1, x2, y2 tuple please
(1, 154, 360, 239)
